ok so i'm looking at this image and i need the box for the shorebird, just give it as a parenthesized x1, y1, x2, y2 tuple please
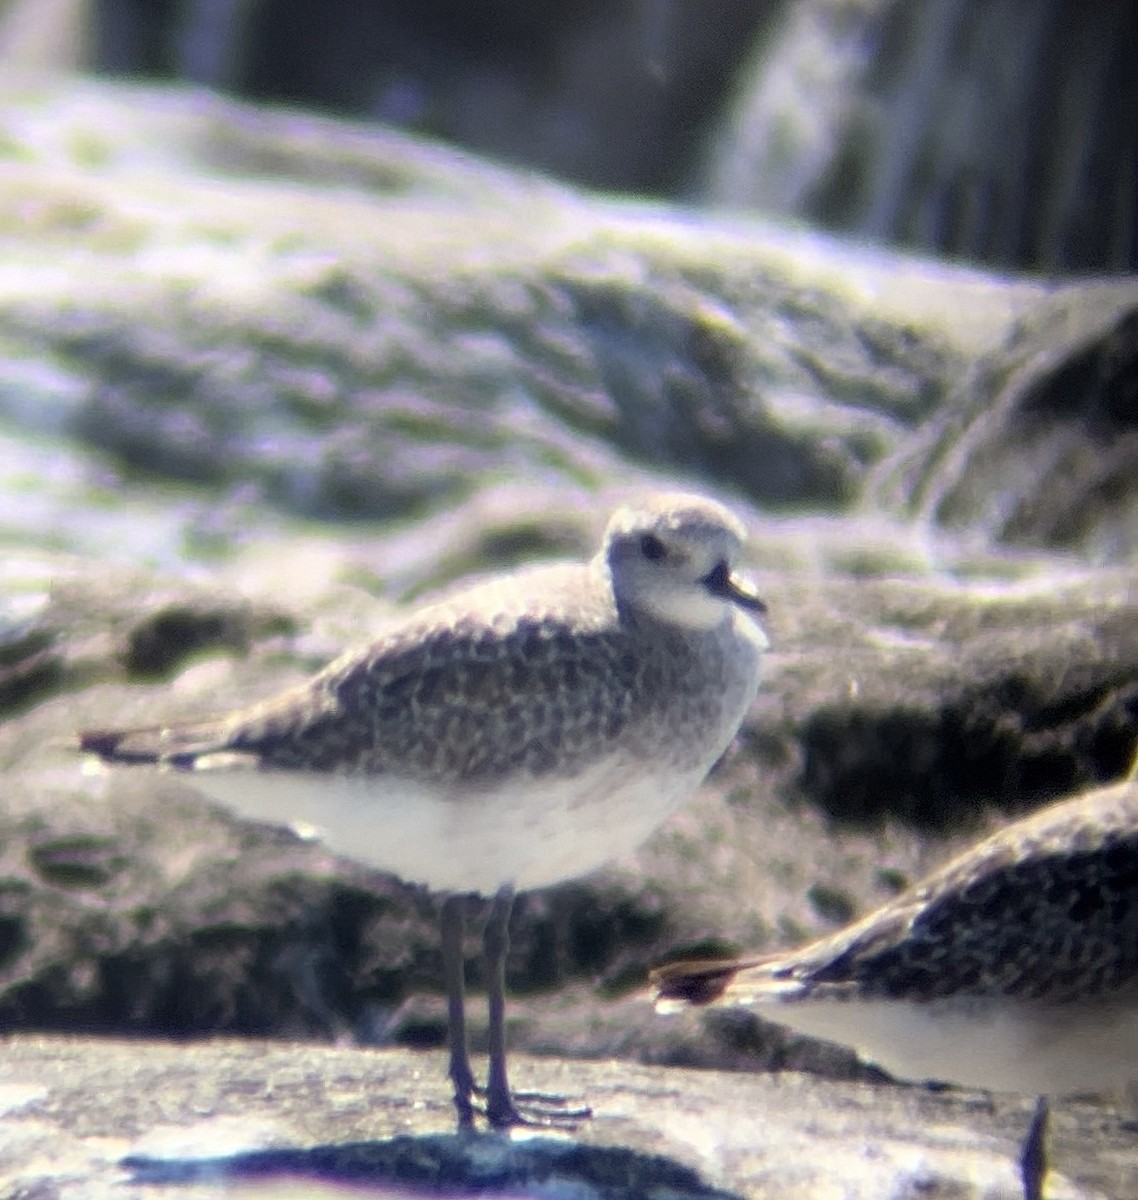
(653, 777, 1138, 1199)
(81, 491, 769, 1128)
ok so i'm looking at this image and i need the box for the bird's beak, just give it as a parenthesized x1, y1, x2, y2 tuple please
(702, 563, 767, 614)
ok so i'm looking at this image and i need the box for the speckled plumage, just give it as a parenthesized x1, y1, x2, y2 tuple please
(654, 779, 1138, 1094)
(207, 563, 742, 785)
(81, 491, 770, 1132)
(654, 781, 1138, 1198)
(778, 782, 1138, 1006)
(80, 492, 770, 1130)
(80, 491, 768, 895)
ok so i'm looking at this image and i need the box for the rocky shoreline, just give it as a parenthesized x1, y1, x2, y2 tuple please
(0, 78, 1135, 1199)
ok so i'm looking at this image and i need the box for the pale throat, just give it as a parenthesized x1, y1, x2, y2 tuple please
(633, 586, 732, 631)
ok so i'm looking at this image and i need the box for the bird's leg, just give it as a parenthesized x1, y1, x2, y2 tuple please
(1020, 1095, 1049, 1200)
(440, 893, 475, 1128)
(482, 882, 523, 1128)
(481, 883, 592, 1129)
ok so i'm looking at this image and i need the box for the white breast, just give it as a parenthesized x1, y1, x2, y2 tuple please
(186, 754, 709, 895)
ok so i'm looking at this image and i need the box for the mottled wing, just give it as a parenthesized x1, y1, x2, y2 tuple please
(809, 827, 1138, 1004)
(655, 784, 1138, 1010)
(219, 608, 645, 784)
(783, 790, 1138, 1005)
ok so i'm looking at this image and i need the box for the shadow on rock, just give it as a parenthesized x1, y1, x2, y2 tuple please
(122, 1132, 741, 1200)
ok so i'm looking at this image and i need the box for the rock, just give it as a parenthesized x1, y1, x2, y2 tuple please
(1, 1036, 1133, 1199)
(702, 0, 1138, 273)
(1, 82, 1136, 546)
(873, 299, 1138, 558)
(82, 0, 773, 195)
(74, 1, 1138, 275)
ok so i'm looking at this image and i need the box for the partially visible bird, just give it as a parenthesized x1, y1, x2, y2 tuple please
(654, 778, 1138, 1200)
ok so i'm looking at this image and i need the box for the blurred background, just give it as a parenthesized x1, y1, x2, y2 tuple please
(5, 0, 1136, 273)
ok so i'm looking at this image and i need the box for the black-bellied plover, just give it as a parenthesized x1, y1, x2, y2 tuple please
(653, 777, 1138, 1199)
(81, 491, 769, 1128)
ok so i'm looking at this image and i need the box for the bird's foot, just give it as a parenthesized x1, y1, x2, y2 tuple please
(477, 1082, 593, 1130)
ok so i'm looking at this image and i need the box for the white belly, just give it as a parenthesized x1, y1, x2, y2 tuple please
(752, 995, 1138, 1097)
(187, 755, 704, 895)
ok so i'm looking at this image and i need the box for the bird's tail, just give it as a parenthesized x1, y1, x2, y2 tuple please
(77, 722, 228, 769)
(78, 728, 148, 762)
(651, 954, 804, 1013)
(650, 958, 747, 1011)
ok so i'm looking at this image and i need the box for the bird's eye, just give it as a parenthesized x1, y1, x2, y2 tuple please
(640, 534, 666, 562)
